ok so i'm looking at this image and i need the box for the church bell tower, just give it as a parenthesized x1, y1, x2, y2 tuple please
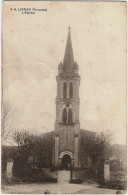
(54, 27, 80, 168)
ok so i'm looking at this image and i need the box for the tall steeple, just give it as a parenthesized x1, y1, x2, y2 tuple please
(54, 27, 81, 168)
(53, 27, 94, 170)
(58, 27, 79, 75)
(63, 26, 74, 70)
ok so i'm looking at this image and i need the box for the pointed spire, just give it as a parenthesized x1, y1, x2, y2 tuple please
(63, 27, 74, 71)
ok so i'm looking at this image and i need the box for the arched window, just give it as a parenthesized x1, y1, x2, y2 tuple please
(69, 82, 73, 98)
(63, 108, 67, 123)
(68, 108, 72, 124)
(63, 82, 67, 98)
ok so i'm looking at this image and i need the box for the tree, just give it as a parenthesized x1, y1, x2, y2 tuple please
(92, 131, 113, 163)
(1, 102, 14, 143)
(12, 129, 53, 166)
(12, 129, 35, 161)
(81, 130, 113, 178)
(34, 132, 53, 168)
(12, 129, 36, 177)
(81, 130, 113, 165)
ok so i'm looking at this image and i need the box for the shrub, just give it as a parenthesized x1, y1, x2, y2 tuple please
(105, 180, 127, 190)
(2, 177, 23, 186)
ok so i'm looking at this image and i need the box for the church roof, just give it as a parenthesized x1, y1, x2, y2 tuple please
(63, 26, 74, 71)
(57, 27, 79, 76)
(80, 129, 95, 136)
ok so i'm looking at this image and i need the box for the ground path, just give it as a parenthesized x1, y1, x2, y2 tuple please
(1, 170, 124, 194)
(2, 182, 119, 194)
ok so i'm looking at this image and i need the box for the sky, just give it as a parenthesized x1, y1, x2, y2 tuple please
(2, 1, 127, 145)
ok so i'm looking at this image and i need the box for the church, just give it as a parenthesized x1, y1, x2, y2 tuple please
(2, 27, 96, 181)
(21, 27, 95, 171)
(52, 27, 95, 169)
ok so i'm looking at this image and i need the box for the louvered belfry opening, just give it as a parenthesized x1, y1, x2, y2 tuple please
(68, 108, 72, 124)
(63, 108, 67, 124)
(69, 82, 73, 98)
(63, 82, 67, 98)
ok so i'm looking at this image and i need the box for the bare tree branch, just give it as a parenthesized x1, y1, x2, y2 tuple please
(1, 102, 15, 143)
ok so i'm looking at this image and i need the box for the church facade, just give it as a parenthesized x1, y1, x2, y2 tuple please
(52, 27, 95, 169)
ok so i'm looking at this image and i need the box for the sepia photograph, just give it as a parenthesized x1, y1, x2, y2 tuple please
(1, 1, 127, 194)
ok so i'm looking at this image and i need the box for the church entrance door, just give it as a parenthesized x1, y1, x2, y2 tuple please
(61, 154, 71, 170)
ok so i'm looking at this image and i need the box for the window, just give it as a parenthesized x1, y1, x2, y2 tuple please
(63, 108, 67, 123)
(68, 108, 72, 124)
(63, 82, 67, 98)
(69, 82, 73, 98)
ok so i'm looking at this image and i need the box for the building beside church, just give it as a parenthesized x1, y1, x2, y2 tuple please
(52, 27, 95, 169)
